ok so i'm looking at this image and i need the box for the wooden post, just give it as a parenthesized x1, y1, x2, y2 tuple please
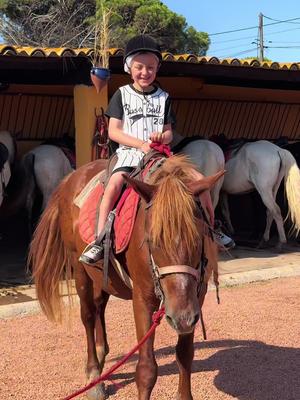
(73, 84, 108, 168)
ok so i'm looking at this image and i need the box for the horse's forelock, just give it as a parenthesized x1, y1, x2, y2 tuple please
(149, 155, 201, 261)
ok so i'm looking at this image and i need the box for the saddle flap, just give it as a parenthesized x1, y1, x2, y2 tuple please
(114, 187, 140, 253)
(78, 183, 140, 253)
(78, 183, 104, 244)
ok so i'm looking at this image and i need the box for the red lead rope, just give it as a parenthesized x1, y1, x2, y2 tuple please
(61, 307, 165, 400)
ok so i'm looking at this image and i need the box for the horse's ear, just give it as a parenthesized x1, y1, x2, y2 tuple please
(123, 175, 157, 203)
(189, 170, 225, 196)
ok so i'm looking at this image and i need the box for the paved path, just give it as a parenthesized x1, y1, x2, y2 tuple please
(1, 276, 299, 399)
(0, 245, 299, 319)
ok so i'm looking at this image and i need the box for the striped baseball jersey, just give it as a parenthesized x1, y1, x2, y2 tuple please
(106, 84, 173, 170)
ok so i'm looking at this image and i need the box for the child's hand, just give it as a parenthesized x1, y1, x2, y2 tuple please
(149, 132, 164, 143)
(140, 141, 151, 153)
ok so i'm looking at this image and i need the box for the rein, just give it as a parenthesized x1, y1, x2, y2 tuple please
(61, 307, 165, 400)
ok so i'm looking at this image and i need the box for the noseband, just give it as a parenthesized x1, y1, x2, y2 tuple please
(149, 252, 205, 304)
(143, 190, 208, 304)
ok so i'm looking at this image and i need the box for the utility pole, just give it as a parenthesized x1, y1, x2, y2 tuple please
(258, 13, 264, 62)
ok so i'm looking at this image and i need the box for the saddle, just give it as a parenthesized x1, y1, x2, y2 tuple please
(78, 147, 169, 254)
(223, 139, 246, 162)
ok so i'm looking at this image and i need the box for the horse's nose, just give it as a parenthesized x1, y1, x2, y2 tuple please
(166, 312, 200, 334)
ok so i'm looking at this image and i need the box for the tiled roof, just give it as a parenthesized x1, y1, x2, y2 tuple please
(1, 44, 300, 70)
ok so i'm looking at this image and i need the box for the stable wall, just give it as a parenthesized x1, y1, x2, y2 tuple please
(0, 84, 74, 157)
(110, 74, 300, 141)
(1, 77, 299, 167)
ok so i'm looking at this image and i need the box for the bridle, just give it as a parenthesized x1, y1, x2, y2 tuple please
(144, 201, 208, 305)
(149, 253, 205, 305)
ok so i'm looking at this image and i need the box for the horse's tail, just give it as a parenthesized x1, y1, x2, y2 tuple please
(28, 183, 72, 322)
(279, 148, 300, 235)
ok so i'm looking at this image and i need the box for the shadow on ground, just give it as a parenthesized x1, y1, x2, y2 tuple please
(108, 339, 300, 400)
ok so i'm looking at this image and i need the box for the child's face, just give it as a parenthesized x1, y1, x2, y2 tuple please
(130, 53, 159, 91)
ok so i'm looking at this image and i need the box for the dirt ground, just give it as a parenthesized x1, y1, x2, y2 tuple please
(1, 276, 299, 400)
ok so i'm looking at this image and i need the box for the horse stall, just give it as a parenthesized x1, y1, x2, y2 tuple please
(0, 47, 85, 286)
(1, 45, 300, 287)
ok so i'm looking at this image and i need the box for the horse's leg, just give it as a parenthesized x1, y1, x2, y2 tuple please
(25, 189, 35, 239)
(210, 179, 222, 210)
(220, 192, 234, 234)
(176, 332, 195, 400)
(133, 294, 157, 400)
(259, 209, 273, 248)
(95, 291, 110, 371)
(258, 169, 285, 247)
(74, 265, 106, 400)
(256, 188, 287, 250)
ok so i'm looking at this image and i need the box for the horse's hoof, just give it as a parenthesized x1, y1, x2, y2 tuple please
(257, 239, 268, 249)
(86, 382, 106, 400)
(86, 369, 107, 400)
(273, 242, 286, 253)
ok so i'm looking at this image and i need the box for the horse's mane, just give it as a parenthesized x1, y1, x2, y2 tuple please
(148, 155, 201, 262)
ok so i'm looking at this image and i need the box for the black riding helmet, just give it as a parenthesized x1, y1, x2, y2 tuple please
(124, 34, 162, 66)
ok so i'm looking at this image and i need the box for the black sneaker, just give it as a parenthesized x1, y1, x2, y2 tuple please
(79, 243, 104, 265)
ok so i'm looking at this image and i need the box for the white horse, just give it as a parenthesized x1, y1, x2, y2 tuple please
(172, 132, 225, 209)
(21, 144, 74, 232)
(0, 131, 15, 207)
(220, 140, 300, 249)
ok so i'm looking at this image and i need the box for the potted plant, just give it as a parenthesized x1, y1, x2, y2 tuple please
(90, 3, 112, 93)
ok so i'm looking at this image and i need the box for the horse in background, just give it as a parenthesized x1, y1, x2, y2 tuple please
(30, 155, 223, 400)
(21, 143, 74, 234)
(220, 140, 300, 250)
(0, 131, 16, 207)
(172, 132, 225, 210)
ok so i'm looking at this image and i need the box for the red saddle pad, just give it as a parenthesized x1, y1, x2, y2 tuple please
(78, 184, 139, 253)
(78, 184, 104, 244)
(78, 155, 166, 253)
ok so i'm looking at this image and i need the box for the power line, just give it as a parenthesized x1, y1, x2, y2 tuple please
(263, 14, 300, 25)
(268, 40, 300, 44)
(265, 26, 300, 36)
(215, 48, 258, 59)
(212, 41, 259, 53)
(211, 34, 257, 45)
(208, 25, 258, 36)
(212, 26, 300, 45)
(208, 16, 300, 36)
(266, 45, 300, 49)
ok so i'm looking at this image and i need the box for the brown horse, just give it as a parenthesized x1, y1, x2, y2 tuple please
(30, 155, 223, 400)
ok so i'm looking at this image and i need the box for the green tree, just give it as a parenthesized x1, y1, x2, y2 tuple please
(97, 0, 210, 55)
(0, 0, 210, 55)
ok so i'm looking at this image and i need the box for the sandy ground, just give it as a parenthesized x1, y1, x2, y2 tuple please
(1, 276, 299, 400)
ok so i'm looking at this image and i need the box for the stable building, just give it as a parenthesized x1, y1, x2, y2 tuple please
(0, 45, 300, 168)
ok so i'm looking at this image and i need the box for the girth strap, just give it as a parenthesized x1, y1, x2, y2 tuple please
(102, 210, 116, 289)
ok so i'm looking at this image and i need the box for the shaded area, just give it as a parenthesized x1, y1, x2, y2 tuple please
(108, 339, 300, 400)
(0, 211, 31, 287)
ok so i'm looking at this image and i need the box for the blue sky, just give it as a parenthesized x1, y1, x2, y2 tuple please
(162, 0, 300, 62)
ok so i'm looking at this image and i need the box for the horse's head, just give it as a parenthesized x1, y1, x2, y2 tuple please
(125, 155, 224, 335)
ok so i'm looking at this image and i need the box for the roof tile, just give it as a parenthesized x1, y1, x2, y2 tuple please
(0, 45, 299, 70)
